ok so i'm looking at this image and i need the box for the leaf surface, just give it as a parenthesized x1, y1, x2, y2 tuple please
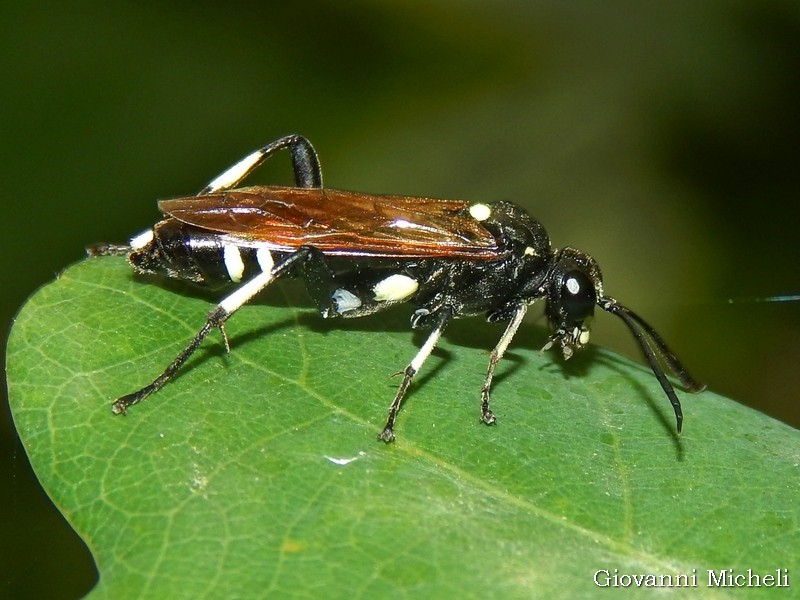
(7, 258, 799, 598)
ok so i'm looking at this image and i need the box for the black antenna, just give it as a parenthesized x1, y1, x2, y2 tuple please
(598, 297, 706, 433)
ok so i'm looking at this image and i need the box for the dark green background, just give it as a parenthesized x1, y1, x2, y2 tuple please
(2, 2, 798, 598)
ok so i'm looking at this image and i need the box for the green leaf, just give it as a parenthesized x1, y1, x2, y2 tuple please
(7, 258, 799, 599)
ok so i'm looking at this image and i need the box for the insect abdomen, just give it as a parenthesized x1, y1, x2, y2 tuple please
(128, 219, 276, 286)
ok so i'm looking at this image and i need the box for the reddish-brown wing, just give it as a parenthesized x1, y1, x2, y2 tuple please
(158, 185, 500, 259)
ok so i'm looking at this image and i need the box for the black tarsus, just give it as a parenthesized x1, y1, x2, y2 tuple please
(111, 310, 224, 414)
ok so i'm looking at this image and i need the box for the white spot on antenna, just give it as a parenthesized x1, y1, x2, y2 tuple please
(373, 274, 419, 302)
(469, 203, 491, 221)
(129, 229, 154, 250)
(223, 244, 245, 283)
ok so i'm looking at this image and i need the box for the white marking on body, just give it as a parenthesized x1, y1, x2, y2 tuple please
(204, 149, 263, 193)
(219, 269, 273, 314)
(129, 229, 154, 250)
(469, 203, 492, 221)
(255, 244, 275, 273)
(524, 246, 535, 256)
(332, 288, 362, 313)
(566, 276, 581, 295)
(391, 219, 414, 229)
(223, 244, 245, 283)
(579, 327, 591, 345)
(373, 274, 419, 302)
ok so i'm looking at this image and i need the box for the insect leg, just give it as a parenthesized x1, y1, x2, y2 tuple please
(199, 134, 321, 194)
(378, 307, 453, 443)
(110, 246, 315, 415)
(480, 303, 528, 425)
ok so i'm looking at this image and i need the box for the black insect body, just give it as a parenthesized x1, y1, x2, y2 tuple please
(89, 134, 704, 442)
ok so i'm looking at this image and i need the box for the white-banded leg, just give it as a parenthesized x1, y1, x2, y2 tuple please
(111, 246, 315, 415)
(88, 136, 320, 259)
(378, 307, 453, 443)
(199, 134, 321, 194)
(480, 303, 528, 425)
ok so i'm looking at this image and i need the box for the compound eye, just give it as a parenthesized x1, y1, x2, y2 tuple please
(561, 270, 596, 322)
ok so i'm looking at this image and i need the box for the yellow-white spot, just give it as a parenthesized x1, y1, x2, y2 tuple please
(469, 203, 492, 221)
(129, 229, 154, 250)
(373, 274, 418, 302)
(255, 244, 274, 273)
(223, 244, 245, 282)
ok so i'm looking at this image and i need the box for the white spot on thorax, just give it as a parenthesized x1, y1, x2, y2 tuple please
(469, 203, 492, 221)
(524, 246, 536, 256)
(223, 244, 245, 282)
(373, 274, 419, 302)
(129, 229, 154, 250)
